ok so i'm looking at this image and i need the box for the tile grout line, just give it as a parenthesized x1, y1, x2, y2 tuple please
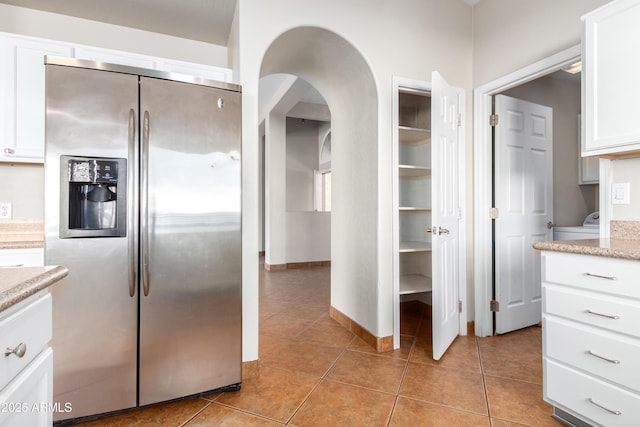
(476, 336, 494, 424)
(282, 334, 358, 425)
(179, 400, 213, 427)
(386, 311, 422, 427)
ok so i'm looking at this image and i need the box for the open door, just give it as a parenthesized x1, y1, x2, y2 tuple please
(494, 94, 553, 334)
(431, 71, 464, 360)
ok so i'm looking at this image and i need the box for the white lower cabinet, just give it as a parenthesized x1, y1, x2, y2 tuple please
(0, 293, 53, 427)
(542, 251, 640, 426)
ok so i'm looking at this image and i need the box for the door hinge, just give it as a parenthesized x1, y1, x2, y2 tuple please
(490, 207, 499, 220)
(458, 300, 463, 313)
(490, 114, 499, 127)
(457, 113, 462, 127)
(490, 300, 500, 312)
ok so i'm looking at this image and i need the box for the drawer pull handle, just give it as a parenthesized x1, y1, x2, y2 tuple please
(586, 309, 620, 320)
(585, 272, 618, 280)
(587, 350, 620, 364)
(588, 398, 622, 416)
(4, 342, 26, 358)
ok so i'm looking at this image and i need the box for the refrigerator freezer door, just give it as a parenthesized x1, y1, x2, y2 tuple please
(45, 65, 139, 420)
(138, 77, 242, 405)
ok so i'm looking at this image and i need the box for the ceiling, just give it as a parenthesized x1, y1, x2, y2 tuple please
(0, 0, 482, 47)
(0, 0, 238, 46)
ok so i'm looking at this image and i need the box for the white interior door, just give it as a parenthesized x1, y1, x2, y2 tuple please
(494, 94, 553, 334)
(431, 71, 463, 360)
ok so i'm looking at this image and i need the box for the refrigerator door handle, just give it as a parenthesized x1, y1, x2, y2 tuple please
(128, 108, 137, 297)
(142, 110, 151, 297)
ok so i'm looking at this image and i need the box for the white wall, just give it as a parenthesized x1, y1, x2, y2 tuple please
(611, 158, 640, 220)
(234, 0, 473, 361)
(473, 0, 611, 87)
(502, 73, 598, 226)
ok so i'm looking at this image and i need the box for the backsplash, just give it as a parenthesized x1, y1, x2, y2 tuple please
(610, 220, 640, 240)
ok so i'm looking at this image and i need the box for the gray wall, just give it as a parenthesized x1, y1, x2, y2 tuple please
(286, 117, 319, 212)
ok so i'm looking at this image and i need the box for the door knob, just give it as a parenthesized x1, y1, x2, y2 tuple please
(438, 227, 450, 235)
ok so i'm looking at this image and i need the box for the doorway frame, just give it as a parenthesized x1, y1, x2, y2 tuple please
(473, 44, 585, 336)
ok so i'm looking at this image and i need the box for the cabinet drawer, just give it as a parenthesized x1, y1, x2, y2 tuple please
(545, 359, 640, 427)
(545, 316, 640, 391)
(544, 285, 640, 338)
(0, 293, 51, 388)
(543, 252, 640, 299)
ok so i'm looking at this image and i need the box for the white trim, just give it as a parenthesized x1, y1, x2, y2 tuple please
(473, 44, 582, 337)
(599, 159, 611, 238)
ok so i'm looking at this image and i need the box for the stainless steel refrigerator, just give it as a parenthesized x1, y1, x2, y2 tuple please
(44, 57, 242, 422)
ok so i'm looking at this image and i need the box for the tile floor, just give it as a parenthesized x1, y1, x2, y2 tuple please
(76, 263, 563, 427)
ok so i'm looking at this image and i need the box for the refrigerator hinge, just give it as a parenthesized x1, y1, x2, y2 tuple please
(490, 300, 500, 312)
(490, 207, 499, 220)
(490, 114, 499, 127)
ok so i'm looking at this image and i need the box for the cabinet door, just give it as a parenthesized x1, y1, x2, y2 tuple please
(582, 0, 640, 155)
(1, 36, 72, 163)
(0, 348, 53, 427)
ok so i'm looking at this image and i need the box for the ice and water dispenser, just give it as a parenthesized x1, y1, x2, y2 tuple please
(60, 156, 127, 238)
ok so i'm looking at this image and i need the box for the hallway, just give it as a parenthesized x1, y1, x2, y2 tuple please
(80, 263, 561, 426)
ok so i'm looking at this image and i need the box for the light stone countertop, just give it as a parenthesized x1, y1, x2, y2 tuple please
(0, 266, 68, 312)
(533, 238, 640, 260)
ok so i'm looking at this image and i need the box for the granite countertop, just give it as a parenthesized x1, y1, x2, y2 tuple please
(533, 220, 640, 260)
(533, 238, 640, 260)
(0, 265, 67, 312)
(0, 221, 44, 249)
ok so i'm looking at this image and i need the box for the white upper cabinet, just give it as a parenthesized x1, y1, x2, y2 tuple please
(582, 0, 640, 156)
(1, 35, 73, 163)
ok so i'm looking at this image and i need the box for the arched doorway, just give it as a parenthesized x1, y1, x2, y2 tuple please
(258, 27, 381, 346)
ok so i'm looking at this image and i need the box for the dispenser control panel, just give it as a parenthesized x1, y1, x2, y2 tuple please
(68, 159, 119, 184)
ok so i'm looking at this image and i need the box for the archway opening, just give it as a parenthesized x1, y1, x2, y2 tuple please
(258, 26, 380, 342)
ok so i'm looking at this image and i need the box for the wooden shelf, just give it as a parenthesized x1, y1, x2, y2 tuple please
(399, 241, 432, 253)
(399, 165, 431, 176)
(399, 274, 432, 295)
(399, 126, 431, 144)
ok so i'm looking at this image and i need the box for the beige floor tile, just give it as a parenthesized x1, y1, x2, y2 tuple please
(389, 397, 491, 427)
(484, 375, 564, 427)
(478, 328, 542, 384)
(326, 350, 407, 394)
(260, 312, 314, 339)
(185, 403, 284, 426)
(78, 398, 210, 427)
(290, 380, 395, 427)
(215, 365, 319, 423)
(348, 334, 414, 360)
(260, 339, 343, 377)
(411, 335, 482, 374)
(294, 321, 355, 349)
(400, 362, 488, 415)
